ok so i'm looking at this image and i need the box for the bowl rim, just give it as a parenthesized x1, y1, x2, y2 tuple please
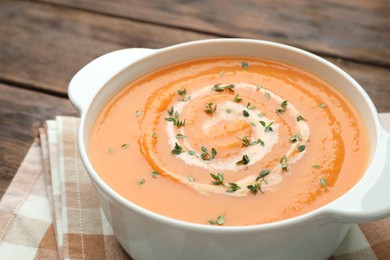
(76, 38, 382, 233)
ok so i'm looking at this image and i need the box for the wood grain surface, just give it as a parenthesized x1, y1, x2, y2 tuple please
(0, 83, 77, 196)
(0, 0, 389, 199)
(39, 0, 390, 66)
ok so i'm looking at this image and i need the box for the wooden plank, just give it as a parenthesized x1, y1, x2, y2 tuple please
(39, 0, 390, 66)
(0, 0, 214, 94)
(0, 83, 78, 198)
(0, 1, 389, 111)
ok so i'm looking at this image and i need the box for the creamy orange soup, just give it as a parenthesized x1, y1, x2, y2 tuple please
(90, 57, 369, 226)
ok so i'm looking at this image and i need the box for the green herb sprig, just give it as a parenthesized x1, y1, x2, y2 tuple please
(247, 169, 270, 195)
(171, 143, 184, 155)
(241, 61, 249, 69)
(212, 84, 235, 92)
(280, 155, 288, 171)
(289, 132, 303, 143)
(233, 94, 242, 103)
(208, 213, 225, 225)
(260, 121, 274, 132)
(210, 173, 241, 193)
(177, 88, 190, 101)
(165, 107, 186, 128)
(276, 100, 288, 114)
(204, 103, 217, 115)
(201, 146, 217, 160)
(236, 154, 250, 165)
(242, 137, 265, 147)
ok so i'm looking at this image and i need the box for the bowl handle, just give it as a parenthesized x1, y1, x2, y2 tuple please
(328, 129, 390, 223)
(68, 48, 156, 113)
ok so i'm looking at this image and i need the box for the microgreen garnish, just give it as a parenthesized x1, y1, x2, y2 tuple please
(210, 172, 224, 186)
(243, 110, 250, 117)
(241, 61, 249, 69)
(280, 155, 288, 171)
(312, 165, 322, 169)
(320, 178, 327, 187)
(201, 146, 217, 160)
(264, 92, 271, 99)
(212, 84, 235, 92)
(152, 132, 157, 138)
(236, 155, 250, 165)
(260, 121, 274, 132)
(226, 108, 232, 114)
(121, 144, 129, 149)
(165, 107, 186, 128)
(296, 115, 306, 121)
(250, 122, 256, 126)
(247, 102, 255, 110)
(233, 94, 242, 103)
(107, 147, 113, 153)
(151, 171, 160, 178)
(135, 110, 142, 117)
(171, 143, 184, 155)
(319, 103, 327, 108)
(257, 112, 265, 118)
(256, 85, 262, 91)
(208, 214, 225, 225)
(137, 178, 145, 185)
(188, 175, 195, 182)
(276, 100, 288, 114)
(297, 145, 306, 152)
(242, 137, 264, 147)
(175, 134, 186, 139)
(204, 102, 217, 114)
(227, 182, 241, 193)
(177, 88, 190, 101)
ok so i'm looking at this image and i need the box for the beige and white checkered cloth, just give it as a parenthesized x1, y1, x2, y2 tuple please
(0, 115, 389, 260)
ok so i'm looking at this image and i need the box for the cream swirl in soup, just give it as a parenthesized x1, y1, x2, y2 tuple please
(90, 57, 369, 226)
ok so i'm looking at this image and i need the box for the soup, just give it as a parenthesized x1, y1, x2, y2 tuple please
(89, 57, 369, 226)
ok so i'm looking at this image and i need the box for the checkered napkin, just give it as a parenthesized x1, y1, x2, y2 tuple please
(0, 115, 389, 260)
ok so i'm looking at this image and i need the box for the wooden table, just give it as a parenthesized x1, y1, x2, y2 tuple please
(1, 0, 389, 198)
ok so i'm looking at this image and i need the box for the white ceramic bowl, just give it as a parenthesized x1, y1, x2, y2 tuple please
(68, 39, 390, 260)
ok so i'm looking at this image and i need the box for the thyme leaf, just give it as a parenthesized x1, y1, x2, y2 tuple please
(208, 213, 225, 225)
(242, 137, 264, 147)
(260, 121, 274, 132)
(204, 102, 217, 114)
(276, 100, 288, 114)
(165, 107, 186, 127)
(297, 145, 306, 152)
(151, 171, 160, 178)
(234, 94, 242, 103)
(241, 61, 249, 69)
(171, 143, 184, 155)
(296, 115, 306, 121)
(280, 155, 288, 171)
(236, 154, 250, 165)
(212, 84, 235, 92)
(320, 178, 327, 187)
(200, 146, 217, 160)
